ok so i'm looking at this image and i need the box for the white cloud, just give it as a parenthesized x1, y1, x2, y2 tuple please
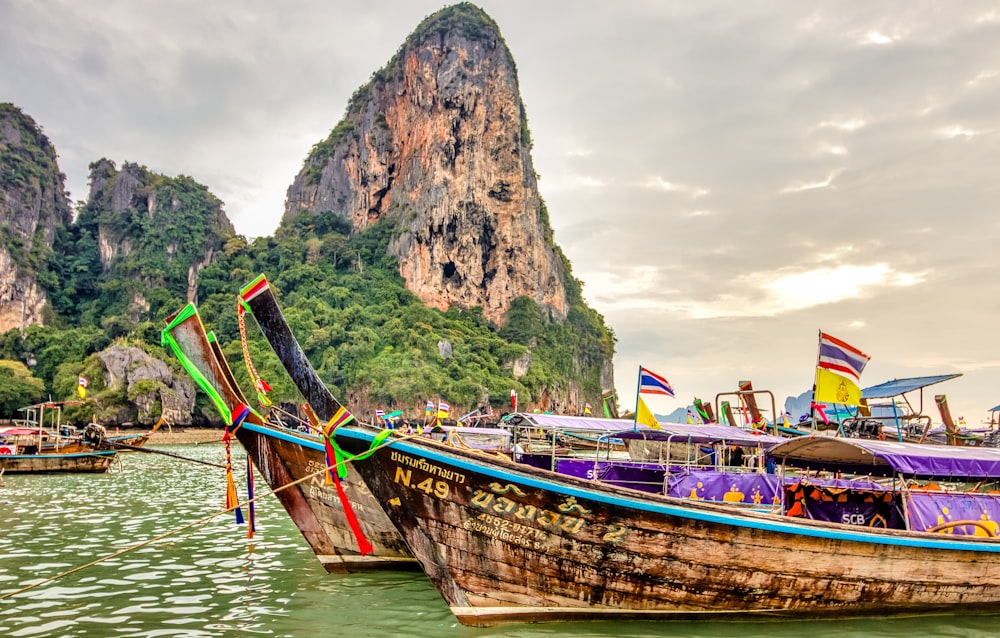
(817, 118, 867, 132)
(644, 176, 709, 199)
(779, 171, 840, 194)
(864, 31, 895, 45)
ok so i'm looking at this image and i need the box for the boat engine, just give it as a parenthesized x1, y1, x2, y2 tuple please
(82, 423, 107, 444)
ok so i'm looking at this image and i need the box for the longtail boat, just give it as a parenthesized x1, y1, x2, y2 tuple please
(0, 403, 116, 474)
(163, 301, 415, 571)
(332, 423, 1000, 626)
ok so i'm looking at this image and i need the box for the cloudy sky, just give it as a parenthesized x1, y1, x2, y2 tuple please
(4, 1, 1000, 423)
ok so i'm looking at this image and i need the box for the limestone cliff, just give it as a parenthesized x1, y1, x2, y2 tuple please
(78, 159, 235, 322)
(0, 103, 73, 332)
(283, 3, 568, 326)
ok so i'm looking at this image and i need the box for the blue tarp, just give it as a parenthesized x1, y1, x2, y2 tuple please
(769, 436, 1000, 478)
(861, 373, 962, 399)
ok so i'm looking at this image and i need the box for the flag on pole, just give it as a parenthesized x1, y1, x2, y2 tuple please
(583, 402, 592, 415)
(510, 389, 518, 412)
(437, 401, 450, 419)
(635, 396, 661, 429)
(77, 376, 88, 399)
(815, 332, 870, 406)
(638, 367, 675, 397)
(817, 332, 870, 383)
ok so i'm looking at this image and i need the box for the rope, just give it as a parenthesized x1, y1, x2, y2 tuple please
(107, 443, 227, 469)
(236, 301, 271, 407)
(0, 429, 412, 602)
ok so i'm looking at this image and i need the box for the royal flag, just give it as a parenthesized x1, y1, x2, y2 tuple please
(635, 396, 662, 429)
(815, 332, 870, 406)
(638, 366, 675, 397)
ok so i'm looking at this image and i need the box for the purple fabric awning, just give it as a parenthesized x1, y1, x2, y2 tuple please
(769, 436, 1000, 478)
(505, 412, 784, 447)
(611, 425, 785, 448)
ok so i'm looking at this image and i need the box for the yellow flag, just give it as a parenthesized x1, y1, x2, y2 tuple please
(636, 396, 662, 429)
(815, 367, 863, 406)
(77, 385, 86, 399)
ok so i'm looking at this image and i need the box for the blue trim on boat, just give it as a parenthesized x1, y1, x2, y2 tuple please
(6, 450, 117, 460)
(244, 422, 1000, 553)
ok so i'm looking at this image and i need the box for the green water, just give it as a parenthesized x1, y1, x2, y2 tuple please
(0, 444, 997, 637)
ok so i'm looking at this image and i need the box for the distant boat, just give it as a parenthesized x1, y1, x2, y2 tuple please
(334, 425, 1000, 626)
(0, 402, 117, 474)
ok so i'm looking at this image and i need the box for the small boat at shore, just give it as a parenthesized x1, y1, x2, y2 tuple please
(334, 424, 1000, 626)
(0, 402, 117, 474)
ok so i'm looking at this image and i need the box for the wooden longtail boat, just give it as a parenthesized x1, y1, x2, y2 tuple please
(0, 403, 116, 474)
(163, 301, 415, 571)
(333, 424, 1000, 626)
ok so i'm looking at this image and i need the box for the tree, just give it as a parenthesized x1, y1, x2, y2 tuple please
(0, 360, 46, 417)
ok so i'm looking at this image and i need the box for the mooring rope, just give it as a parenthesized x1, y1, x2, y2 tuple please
(0, 431, 413, 602)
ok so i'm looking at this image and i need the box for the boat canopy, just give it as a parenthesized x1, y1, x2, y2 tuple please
(769, 436, 1000, 479)
(504, 412, 783, 447)
(0, 427, 41, 436)
(611, 424, 785, 447)
(505, 413, 640, 431)
(861, 374, 961, 400)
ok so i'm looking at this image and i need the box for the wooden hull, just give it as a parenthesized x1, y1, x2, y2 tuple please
(236, 278, 415, 570)
(162, 302, 414, 572)
(237, 422, 415, 572)
(0, 451, 115, 474)
(335, 425, 1000, 626)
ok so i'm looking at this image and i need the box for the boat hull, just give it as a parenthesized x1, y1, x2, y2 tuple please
(239, 422, 415, 572)
(335, 426, 1000, 626)
(0, 451, 115, 474)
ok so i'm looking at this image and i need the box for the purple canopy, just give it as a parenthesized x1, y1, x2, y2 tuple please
(504, 413, 638, 431)
(612, 424, 785, 448)
(505, 413, 784, 447)
(769, 436, 1000, 478)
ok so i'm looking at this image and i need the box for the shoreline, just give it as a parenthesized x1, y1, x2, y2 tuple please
(119, 427, 223, 445)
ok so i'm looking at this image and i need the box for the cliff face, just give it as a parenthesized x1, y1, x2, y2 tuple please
(82, 159, 234, 321)
(0, 103, 73, 332)
(283, 3, 568, 326)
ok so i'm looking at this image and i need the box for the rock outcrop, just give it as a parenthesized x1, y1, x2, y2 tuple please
(96, 344, 196, 426)
(283, 3, 568, 326)
(0, 103, 73, 332)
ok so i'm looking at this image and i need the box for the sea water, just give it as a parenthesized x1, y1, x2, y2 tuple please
(0, 444, 996, 637)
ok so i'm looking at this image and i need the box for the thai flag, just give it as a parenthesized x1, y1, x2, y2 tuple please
(78, 376, 88, 388)
(817, 332, 870, 382)
(375, 409, 386, 421)
(437, 401, 450, 417)
(425, 400, 434, 415)
(638, 366, 675, 397)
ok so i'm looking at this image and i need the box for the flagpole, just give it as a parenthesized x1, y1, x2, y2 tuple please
(633, 365, 642, 432)
(812, 329, 822, 432)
